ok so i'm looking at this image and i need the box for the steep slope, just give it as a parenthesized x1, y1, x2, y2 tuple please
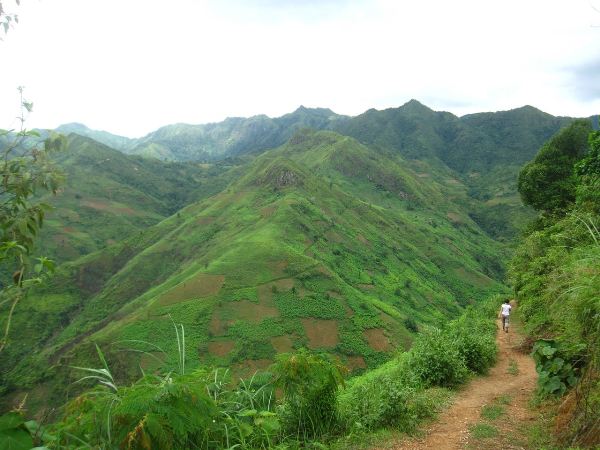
(0, 130, 508, 412)
(56, 123, 136, 152)
(332, 101, 575, 240)
(128, 106, 347, 160)
(36, 134, 240, 263)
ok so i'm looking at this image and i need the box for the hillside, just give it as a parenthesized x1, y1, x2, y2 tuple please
(127, 106, 346, 160)
(35, 134, 241, 263)
(0, 130, 508, 412)
(60, 102, 575, 240)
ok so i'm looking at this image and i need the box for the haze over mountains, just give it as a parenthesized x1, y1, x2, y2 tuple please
(0, 100, 581, 413)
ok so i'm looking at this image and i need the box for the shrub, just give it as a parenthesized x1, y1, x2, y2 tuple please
(410, 328, 469, 387)
(338, 353, 423, 431)
(272, 349, 345, 439)
(447, 315, 497, 374)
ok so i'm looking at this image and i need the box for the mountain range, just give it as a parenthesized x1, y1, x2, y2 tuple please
(0, 100, 583, 414)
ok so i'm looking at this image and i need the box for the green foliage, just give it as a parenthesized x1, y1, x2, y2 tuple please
(469, 422, 498, 439)
(481, 403, 505, 420)
(445, 308, 497, 374)
(0, 88, 64, 354)
(575, 130, 600, 212)
(272, 349, 345, 439)
(0, 410, 55, 449)
(338, 353, 428, 432)
(532, 340, 578, 397)
(510, 126, 600, 446)
(410, 328, 469, 388)
(518, 120, 592, 213)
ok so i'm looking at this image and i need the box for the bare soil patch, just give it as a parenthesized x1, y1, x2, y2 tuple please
(358, 283, 375, 291)
(208, 340, 235, 357)
(346, 355, 367, 371)
(453, 267, 494, 288)
(158, 273, 225, 306)
(231, 299, 279, 323)
(196, 216, 216, 225)
(267, 260, 288, 278)
(364, 328, 391, 352)
(326, 230, 344, 243)
(233, 358, 272, 379)
(260, 206, 277, 218)
(357, 234, 370, 245)
(301, 318, 339, 349)
(271, 335, 294, 353)
(139, 351, 166, 370)
(446, 212, 463, 224)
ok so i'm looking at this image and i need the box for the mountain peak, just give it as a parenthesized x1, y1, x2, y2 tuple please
(398, 99, 434, 114)
(57, 122, 91, 132)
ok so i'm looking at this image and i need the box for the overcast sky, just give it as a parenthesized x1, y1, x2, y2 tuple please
(1, 0, 599, 137)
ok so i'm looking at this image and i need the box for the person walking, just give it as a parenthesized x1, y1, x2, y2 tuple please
(499, 299, 512, 333)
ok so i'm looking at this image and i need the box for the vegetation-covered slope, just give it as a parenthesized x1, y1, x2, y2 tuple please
(128, 106, 345, 161)
(35, 134, 240, 263)
(510, 121, 599, 447)
(61, 102, 575, 241)
(0, 130, 508, 412)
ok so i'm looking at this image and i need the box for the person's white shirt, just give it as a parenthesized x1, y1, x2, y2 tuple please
(501, 304, 511, 316)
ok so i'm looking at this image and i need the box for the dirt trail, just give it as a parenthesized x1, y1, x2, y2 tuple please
(379, 307, 538, 449)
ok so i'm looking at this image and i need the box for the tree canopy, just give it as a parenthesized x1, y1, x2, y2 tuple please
(517, 119, 592, 214)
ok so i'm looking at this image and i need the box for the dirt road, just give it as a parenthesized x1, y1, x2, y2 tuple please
(377, 312, 538, 449)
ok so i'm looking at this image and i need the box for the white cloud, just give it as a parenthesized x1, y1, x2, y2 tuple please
(0, 0, 598, 137)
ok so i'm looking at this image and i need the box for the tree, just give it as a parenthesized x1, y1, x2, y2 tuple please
(0, 87, 65, 352)
(0, 0, 19, 37)
(517, 119, 592, 214)
(575, 130, 600, 211)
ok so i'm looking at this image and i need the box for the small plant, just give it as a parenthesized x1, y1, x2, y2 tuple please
(403, 317, 419, 333)
(469, 422, 499, 439)
(507, 358, 519, 376)
(532, 340, 577, 396)
(481, 403, 504, 420)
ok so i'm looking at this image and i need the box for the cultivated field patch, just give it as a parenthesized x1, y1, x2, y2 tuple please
(301, 318, 339, 349)
(208, 340, 235, 357)
(453, 267, 494, 288)
(229, 299, 279, 323)
(158, 273, 225, 306)
(363, 327, 391, 352)
(345, 355, 367, 371)
(271, 335, 294, 353)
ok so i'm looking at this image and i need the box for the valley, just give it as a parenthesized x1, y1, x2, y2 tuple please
(0, 101, 594, 449)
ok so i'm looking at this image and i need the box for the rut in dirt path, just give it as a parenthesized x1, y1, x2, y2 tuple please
(378, 306, 538, 450)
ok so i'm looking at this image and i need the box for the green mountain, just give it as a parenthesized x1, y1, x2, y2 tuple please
(0, 130, 508, 412)
(127, 106, 345, 160)
(36, 134, 240, 264)
(56, 123, 136, 152)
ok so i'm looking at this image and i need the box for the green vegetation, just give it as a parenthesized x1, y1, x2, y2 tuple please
(0, 293, 498, 449)
(469, 422, 499, 439)
(1, 89, 65, 354)
(0, 129, 509, 414)
(37, 134, 240, 264)
(1, 101, 585, 447)
(481, 403, 505, 420)
(507, 359, 519, 376)
(510, 124, 600, 447)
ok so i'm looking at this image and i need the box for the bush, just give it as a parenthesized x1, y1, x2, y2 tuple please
(447, 314, 497, 374)
(272, 349, 345, 439)
(338, 353, 423, 431)
(410, 328, 469, 388)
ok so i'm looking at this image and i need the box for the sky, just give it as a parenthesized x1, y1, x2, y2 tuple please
(1, 0, 599, 137)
